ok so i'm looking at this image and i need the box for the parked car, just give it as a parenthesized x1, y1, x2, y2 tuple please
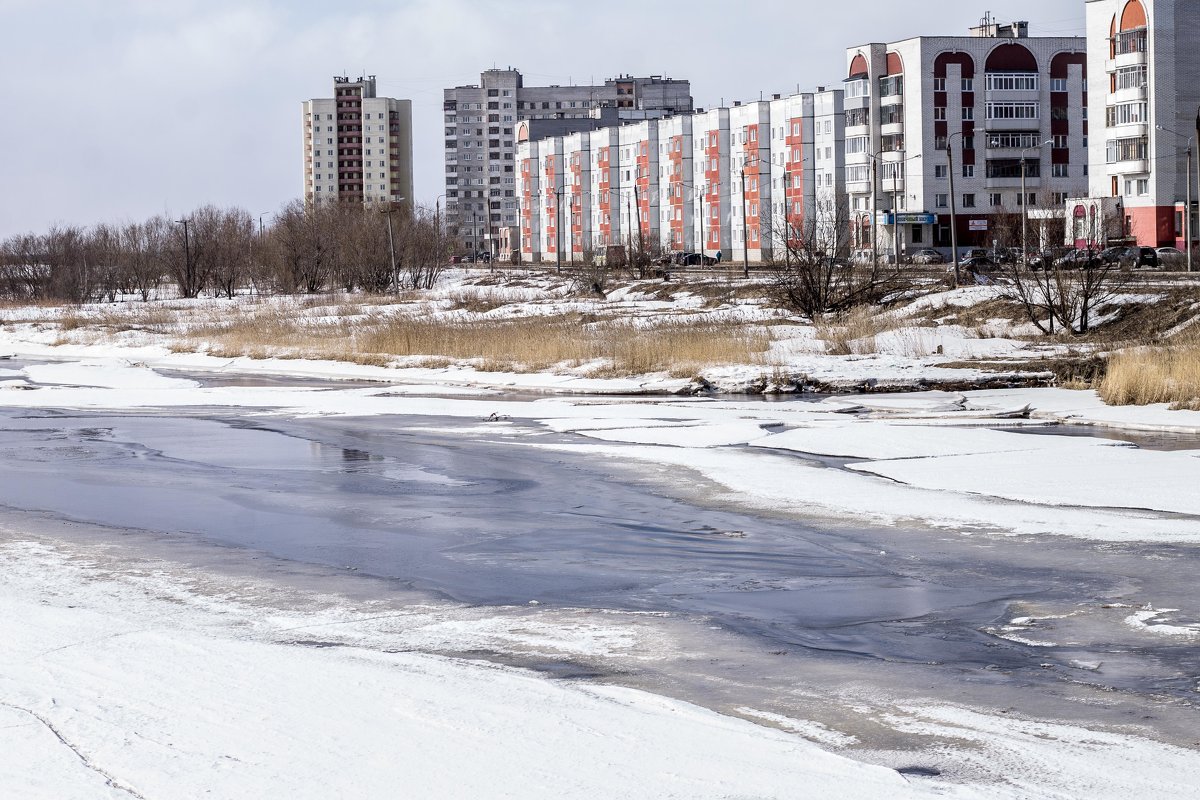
(1053, 249, 1100, 269)
(910, 249, 945, 265)
(1155, 247, 1186, 268)
(961, 256, 1004, 284)
(681, 252, 718, 267)
(1027, 248, 1072, 270)
(1124, 246, 1160, 269)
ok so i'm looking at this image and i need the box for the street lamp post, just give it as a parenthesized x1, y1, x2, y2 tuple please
(867, 150, 922, 272)
(1157, 124, 1194, 273)
(740, 158, 759, 279)
(946, 132, 964, 287)
(1019, 140, 1053, 268)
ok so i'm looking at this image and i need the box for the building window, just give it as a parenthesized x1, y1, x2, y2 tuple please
(879, 75, 904, 97)
(989, 193, 1003, 207)
(846, 78, 870, 99)
(1114, 65, 1148, 91)
(962, 165, 975, 178)
(1106, 102, 1149, 127)
(935, 164, 948, 179)
(1052, 164, 1069, 178)
(1106, 136, 1149, 163)
(933, 78, 946, 92)
(987, 102, 1039, 120)
(962, 78, 974, 92)
(962, 194, 976, 208)
(1050, 78, 1068, 92)
(985, 73, 1039, 92)
(935, 194, 948, 208)
(962, 107, 974, 121)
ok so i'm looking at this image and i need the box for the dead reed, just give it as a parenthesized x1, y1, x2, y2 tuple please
(1099, 344, 1200, 408)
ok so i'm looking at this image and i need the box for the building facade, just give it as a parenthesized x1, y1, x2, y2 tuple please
(302, 76, 413, 206)
(844, 21, 1088, 259)
(1084, 0, 1200, 247)
(515, 89, 845, 265)
(445, 69, 693, 255)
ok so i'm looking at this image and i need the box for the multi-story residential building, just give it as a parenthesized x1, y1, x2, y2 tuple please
(1084, 0, 1200, 248)
(302, 76, 413, 206)
(445, 69, 693, 255)
(515, 88, 844, 265)
(844, 21, 1088, 259)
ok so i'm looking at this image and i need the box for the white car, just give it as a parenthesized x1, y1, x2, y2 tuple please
(1155, 247, 1186, 268)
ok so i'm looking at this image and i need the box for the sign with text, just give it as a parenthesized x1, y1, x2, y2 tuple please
(968, 219, 989, 232)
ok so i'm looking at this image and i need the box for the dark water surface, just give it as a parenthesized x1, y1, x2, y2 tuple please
(0, 400, 1197, 751)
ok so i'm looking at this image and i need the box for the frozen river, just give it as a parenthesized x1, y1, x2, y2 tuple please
(0, 383, 1197, 761)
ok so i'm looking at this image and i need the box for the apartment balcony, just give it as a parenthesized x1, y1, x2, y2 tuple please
(1107, 159, 1149, 175)
(985, 176, 1042, 189)
(1110, 49, 1148, 71)
(984, 117, 1042, 132)
(1109, 84, 1149, 104)
(881, 121, 905, 137)
(1106, 121, 1149, 138)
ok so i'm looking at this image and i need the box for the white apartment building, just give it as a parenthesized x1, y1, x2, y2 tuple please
(1084, 0, 1200, 248)
(515, 88, 844, 265)
(302, 76, 413, 206)
(845, 20, 1088, 259)
(446, 69, 692, 255)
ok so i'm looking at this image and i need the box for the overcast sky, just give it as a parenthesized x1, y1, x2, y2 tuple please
(0, 0, 1085, 237)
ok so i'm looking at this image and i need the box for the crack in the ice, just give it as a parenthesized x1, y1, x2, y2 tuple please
(0, 701, 148, 800)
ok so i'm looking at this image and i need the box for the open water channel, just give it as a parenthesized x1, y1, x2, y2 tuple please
(0, 366, 1197, 772)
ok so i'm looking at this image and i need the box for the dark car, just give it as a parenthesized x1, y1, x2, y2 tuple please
(1054, 249, 1100, 269)
(682, 252, 718, 266)
(960, 255, 1004, 284)
(1122, 246, 1160, 269)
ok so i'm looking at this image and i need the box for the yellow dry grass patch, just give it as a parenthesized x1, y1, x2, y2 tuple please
(1100, 344, 1200, 408)
(175, 307, 770, 378)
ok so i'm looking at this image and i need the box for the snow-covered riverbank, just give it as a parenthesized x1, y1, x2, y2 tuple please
(5, 532, 1199, 800)
(1, 325, 1199, 797)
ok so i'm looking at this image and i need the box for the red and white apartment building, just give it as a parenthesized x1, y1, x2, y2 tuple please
(513, 9, 1197, 264)
(844, 18, 1089, 259)
(1083, 0, 1200, 248)
(516, 90, 845, 264)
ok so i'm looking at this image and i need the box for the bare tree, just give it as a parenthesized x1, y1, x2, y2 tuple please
(1000, 200, 1129, 335)
(768, 195, 907, 317)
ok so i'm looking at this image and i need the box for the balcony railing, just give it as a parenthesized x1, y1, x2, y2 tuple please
(1113, 30, 1148, 57)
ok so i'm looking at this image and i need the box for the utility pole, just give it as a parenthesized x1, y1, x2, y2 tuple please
(472, 213, 479, 263)
(871, 155, 879, 273)
(740, 165, 750, 278)
(175, 218, 192, 296)
(783, 168, 790, 270)
(555, 186, 563, 274)
(1020, 141, 1051, 269)
(946, 134, 961, 287)
(1195, 108, 1200, 272)
(698, 187, 706, 260)
(1187, 142, 1194, 274)
(633, 183, 644, 276)
(382, 204, 398, 291)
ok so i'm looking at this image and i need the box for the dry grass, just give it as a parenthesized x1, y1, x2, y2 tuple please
(174, 307, 771, 377)
(814, 306, 899, 355)
(1100, 344, 1200, 407)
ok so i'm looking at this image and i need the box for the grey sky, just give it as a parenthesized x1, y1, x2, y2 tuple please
(0, 0, 1085, 237)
